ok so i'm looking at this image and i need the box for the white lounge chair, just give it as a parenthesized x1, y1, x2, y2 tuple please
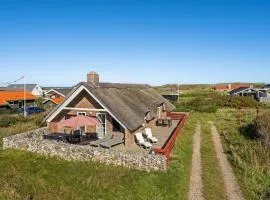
(135, 132, 152, 150)
(144, 128, 158, 143)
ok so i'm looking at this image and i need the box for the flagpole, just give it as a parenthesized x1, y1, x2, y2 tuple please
(24, 76, 26, 117)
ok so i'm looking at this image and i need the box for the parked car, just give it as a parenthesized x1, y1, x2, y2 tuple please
(19, 106, 45, 115)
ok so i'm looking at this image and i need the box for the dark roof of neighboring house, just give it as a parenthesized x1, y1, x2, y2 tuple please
(229, 87, 250, 95)
(7, 84, 38, 91)
(52, 88, 72, 96)
(45, 82, 175, 131)
(0, 87, 7, 91)
(263, 84, 270, 89)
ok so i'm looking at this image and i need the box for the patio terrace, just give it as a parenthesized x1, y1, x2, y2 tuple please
(113, 119, 180, 153)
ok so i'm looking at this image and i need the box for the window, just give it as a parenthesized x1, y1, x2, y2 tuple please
(64, 115, 71, 120)
(77, 112, 86, 116)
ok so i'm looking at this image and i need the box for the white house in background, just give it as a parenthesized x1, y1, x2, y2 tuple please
(7, 84, 43, 97)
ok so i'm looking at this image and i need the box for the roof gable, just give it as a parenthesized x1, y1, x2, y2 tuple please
(45, 82, 175, 131)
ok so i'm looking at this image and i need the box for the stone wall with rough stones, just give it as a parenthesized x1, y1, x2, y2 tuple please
(2, 128, 167, 171)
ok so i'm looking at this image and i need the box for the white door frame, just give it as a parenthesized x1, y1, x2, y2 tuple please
(96, 112, 107, 138)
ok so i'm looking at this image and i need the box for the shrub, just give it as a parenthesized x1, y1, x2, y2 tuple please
(0, 115, 29, 127)
(255, 112, 270, 145)
(176, 93, 260, 113)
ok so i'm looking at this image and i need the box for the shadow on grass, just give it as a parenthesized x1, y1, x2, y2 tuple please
(238, 123, 260, 140)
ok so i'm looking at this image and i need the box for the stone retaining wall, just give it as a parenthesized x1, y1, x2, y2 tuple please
(2, 128, 167, 171)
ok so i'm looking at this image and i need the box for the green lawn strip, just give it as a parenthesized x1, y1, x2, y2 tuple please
(200, 115, 227, 200)
(0, 113, 197, 200)
(215, 115, 270, 200)
(169, 112, 200, 199)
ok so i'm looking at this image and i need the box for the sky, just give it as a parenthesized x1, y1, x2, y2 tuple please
(0, 0, 270, 86)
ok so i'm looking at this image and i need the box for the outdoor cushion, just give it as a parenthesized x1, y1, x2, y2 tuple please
(135, 132, 152, 150)
(89, 133, 113, 146)
(144, 128, 158, 143)
(100, 134, 124, 148)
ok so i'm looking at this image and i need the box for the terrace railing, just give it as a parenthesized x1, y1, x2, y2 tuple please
(153, 112, 188, 159)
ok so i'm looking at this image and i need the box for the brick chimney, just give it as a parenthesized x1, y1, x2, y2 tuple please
(87, 71, 99, 86)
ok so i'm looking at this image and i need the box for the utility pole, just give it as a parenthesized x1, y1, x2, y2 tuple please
(23, 76, 26, 117)
(177, 84, 180, 103)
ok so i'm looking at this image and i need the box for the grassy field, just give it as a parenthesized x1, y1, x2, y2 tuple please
(215, 109, 270, 200)
(1, 105, 270, 199)
(0, 113, 198, 200)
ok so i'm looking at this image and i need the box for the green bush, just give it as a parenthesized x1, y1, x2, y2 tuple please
(255, 112, 270, 145)
(0, 114, 28, 127)
(176, 93, 260, 113)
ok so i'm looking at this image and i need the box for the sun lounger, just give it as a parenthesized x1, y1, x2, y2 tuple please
(89, 133, 113, 147)
(100, 134, 124, 149)
(144, 128, 158, 143)
(135, 132, 152, 150)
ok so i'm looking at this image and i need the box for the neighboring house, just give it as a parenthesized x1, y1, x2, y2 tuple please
(229, 87, 268, 101)
(262, 84, 270, 91)
(44, 72, 175, 146)
(7, 84, 43, 97)
(43, 88, 72, 108)
(45, 88, 72, 99)
(214, 83, 249, 92)
(43, 97, 65, 109)
(0, 91, 36, 109)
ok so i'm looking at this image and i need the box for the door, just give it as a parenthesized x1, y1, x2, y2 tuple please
(96, 113, 106, 138)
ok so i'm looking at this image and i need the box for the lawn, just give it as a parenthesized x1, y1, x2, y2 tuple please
(0, 113, 197, 200)
(2, 107, 269, 199)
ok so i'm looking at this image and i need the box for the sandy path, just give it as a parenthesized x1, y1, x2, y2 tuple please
(188, 124, 204, 200)
(209, 121, 244, 200)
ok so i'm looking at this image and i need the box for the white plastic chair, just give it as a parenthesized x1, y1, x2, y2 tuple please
(144, 128, 158, 143)
(135, 132, 152, 150)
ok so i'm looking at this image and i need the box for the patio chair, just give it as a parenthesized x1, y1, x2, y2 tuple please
(144, 128, 158, 143)
(100, 134, 124, 149)
(135, 132, 152, 150)
(89, 133, 113, 147)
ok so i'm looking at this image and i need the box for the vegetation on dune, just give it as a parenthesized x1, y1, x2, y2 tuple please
(255, 112, 270, 145)
(176, 92, 260, 113)
(215, 110, 270, 199)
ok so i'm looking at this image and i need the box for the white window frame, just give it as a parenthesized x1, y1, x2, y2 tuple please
(77, 112, 86, 116)
(96, 112, 107, 136)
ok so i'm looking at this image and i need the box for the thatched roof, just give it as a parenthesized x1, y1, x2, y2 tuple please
(45, 82, 175, 131)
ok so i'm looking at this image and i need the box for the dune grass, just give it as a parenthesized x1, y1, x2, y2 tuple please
(0, 113, 199, 200)
(215, 109, 270, 200)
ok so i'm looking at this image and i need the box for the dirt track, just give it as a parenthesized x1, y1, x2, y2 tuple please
(209, 121, 244, 200)
(188, 124, 204, 200)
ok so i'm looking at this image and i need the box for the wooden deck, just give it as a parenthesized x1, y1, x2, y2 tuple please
(113, 120, 180, 152)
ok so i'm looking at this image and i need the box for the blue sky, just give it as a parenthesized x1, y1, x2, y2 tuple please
(0, 0, 269, 86)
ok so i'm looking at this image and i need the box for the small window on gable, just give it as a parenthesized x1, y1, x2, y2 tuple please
(77, 112, 86, 116)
